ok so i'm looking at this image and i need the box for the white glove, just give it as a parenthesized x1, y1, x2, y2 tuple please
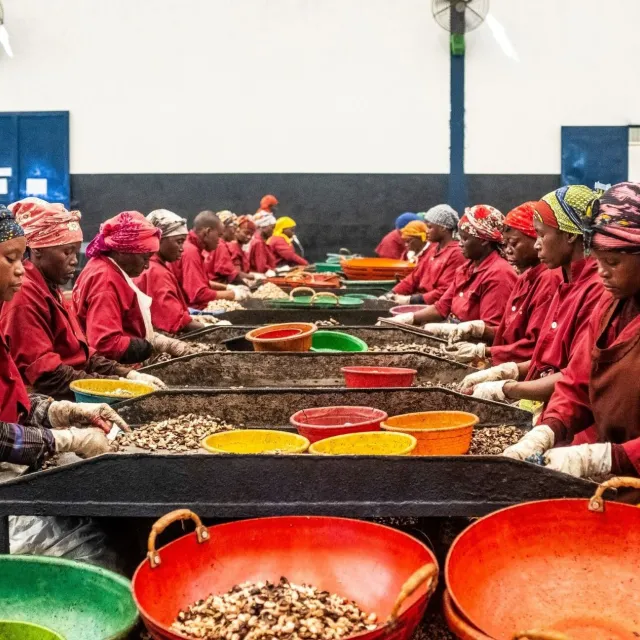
(228, 285, 251, 301)
(502, 425, 555, 461)
(392, 295, 411, 305)
(471, 380, 509, 402)
(53, 427, 112, 458)
(251, 272, 266, 281)
(152, 333, 194, 358)
(448, 320, 485, 344)
(441, 342, 486, 363)
(544, 443, 612, 478)
(459, 361, 519, 392)
(378, 292, 395, 301)
(421, 323, 457, 338)
(125, 370, 167, 390)
(48, 401, 129, 433)
(265, 270, 277, 278)
(390, 312, 415, 325)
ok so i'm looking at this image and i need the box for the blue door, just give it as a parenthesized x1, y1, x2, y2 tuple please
(0, 111, 70, 208)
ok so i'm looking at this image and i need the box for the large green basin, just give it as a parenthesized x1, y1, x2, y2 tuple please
(0, 556, 138, 640)
(0, 621, 65, 640)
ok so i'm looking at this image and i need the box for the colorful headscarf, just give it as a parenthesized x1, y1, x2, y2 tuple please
(421, 204, 459, 230)
(459, 205, 505, 243)
(237, 215, 257, 232)
(534, 185, 598, 235)
(272, 216, 297, 244)
(10, 197, 82, 248)
(147, 209, 188, 238)
(589, 182, 640, 253)
(217, 210, 238, 227)
(86, 211, 161, 258)
(0, 205, 25, 244)
(254, 210, 277, 229)
(395, 212, 419, 230)
(259, 195, 278, 213)
(504, 202, 537, 239)
(401, 220, 428, 242)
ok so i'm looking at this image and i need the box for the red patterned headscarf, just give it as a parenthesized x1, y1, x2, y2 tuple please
(237, 215, 257, 232)
(504, 202, 537, 238)
(590, 182, 640, 253)
(10, 197, 83, 248)
(259, 194, 278, 213)
(86, 211, 161, 258)
(459, 205, 505, 243)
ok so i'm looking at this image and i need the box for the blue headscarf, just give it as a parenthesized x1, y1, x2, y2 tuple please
(395, 212, 420, 230)
(0, 205, 25, 243)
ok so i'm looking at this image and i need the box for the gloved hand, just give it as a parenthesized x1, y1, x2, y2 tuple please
(448, 320, 485, 344)
(265, 270, 276, 278)
(228, 285, 251, 301)
(378, 292, 395, 301)
(544, 442, 612, 478)
(392, 294, 412, 305)
(502, 425, 555, 461)
(441, 341, 486, 363)
(421, 323, 457, 338)
(53, 427, 112, 458)
(389, 312, 415, 325)
(152, 333, 194, 358)
(459, 361, 519, 392)
(471, 380, 509, 402)
(125, 370, 167, 390)
(251, 272, 267, 281)
(48, 401, 130, 433)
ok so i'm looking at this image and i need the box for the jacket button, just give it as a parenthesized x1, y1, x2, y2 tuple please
(459, 292, 464, 297)
(511, 305, 516, 311)
(551, 321, 558, 329)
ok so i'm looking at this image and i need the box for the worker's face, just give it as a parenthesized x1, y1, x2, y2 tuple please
(403, 236, 424, 254)
(236, 227, 253, 244)
(533, 219, 576, 269)
(111, 251, 153, 278)
(283, 226, 296, 239)
(503, 228, 539, 271)
(0, 236, 26, 301)
(159, 235, 185, 263)
(261, 224, 275, 239)
(426, 223, 445, 243)
(32, 242, 81, 286)
(222, 224, 237, 242)
(593, 248, 640, 299)
(459, 229, 488, 261)
(201, 223, 223, 252)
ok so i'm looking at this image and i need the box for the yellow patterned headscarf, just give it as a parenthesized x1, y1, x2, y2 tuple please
(272, 216, 297, 244)
(534, 185, 599, 235)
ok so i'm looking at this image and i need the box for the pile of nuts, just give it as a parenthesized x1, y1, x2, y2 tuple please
(314, 319, 341, 327)
(109, 388, 135, 398)
(172, 577, 378, 640)
(205, 300, 245, 312)
(116, 413, 237, 452)
(369, 342, 443, 357)
(251, 282, 289, 300)
(469, 425, 527, 455)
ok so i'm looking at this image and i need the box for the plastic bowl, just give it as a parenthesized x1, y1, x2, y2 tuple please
(201, 429, 310, 454)
(69, 379, 155, 406)
(310, 330, 368, 353)
(381, 411, 479, 455)
(0, 621, 65, 640)
(309, 431, 417, 456)
(341, 366, 418, 388)
(390, 305, 430, 316)
(290, 406, 388, 443)
(246, 323, 317, 352)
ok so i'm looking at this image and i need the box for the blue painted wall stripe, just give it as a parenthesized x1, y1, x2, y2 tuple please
(449, 51, 466, 214)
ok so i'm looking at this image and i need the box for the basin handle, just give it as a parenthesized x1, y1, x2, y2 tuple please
(588, 476, 640, 513)
(387, 563, 438, 625)
(311, 292, 341, 307)
(289, 287, 316, 299)
(147, 509, 209, 569)
(514, 632, 571, 640)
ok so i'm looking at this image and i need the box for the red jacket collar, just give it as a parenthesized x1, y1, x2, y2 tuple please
(567, 256, 597, 284)
(187, 230, 204, 252)
(24, 260, 63, 301)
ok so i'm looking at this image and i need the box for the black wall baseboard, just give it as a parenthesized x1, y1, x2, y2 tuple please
(71, 173, 560, 261)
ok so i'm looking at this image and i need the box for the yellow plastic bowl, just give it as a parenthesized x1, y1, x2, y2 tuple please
(381, 411, 479, 455)
(308, 431, 417, 456)
(69, 378, 155, 405)
(201, 429, 310, 454)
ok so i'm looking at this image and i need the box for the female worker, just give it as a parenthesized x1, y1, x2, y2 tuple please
(0, 206, 123, 467)
(205, 211, 254, 284)
(503, 182, 640, 479)
(135, 209, 205, 336)
(233, 216, 255, 274)
(267, 217, 309, 268)
(461, 186, 603, 406)
(375, 212, 420, 259)
(443, 202, 562, 365)
(73, 211, 196, 364)
(0, 199, 164, 400)
(390, 205, 464, 304)
(249, 210, 278, 274)
(256, 194, 278, 217)
(388, 205, 517, 334)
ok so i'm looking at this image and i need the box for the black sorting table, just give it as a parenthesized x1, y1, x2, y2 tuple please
(0, 388, 600, 552)
(213, 309, 390, 325)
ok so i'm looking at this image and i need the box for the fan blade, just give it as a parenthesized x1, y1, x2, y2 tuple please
(466, 5, 486, 22)
(433, 5, 451, 19)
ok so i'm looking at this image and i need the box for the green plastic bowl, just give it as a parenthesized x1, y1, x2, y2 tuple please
(0, 621, 65, 640)
(0, 556, 138, 640)
(311, 330, 369, 353)
(314, 262, 343, 273)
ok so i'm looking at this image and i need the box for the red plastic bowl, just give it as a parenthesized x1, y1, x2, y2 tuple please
(290, 406, 388, 443)
(341, 366, 418, 389)
(390, 305, 429, 316)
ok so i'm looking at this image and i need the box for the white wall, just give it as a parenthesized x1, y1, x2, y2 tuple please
(0, 0, 451, 174)
(465, 0, 640, 175)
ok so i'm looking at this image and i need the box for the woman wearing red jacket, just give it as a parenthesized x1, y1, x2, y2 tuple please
(267, 217, 308, 268)
(375, 212, 420, 259)
(248, 210, 277, 274)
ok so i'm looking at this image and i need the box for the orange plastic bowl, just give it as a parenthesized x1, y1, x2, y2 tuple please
(340, 258, 416, 281)
(446, 479, 640, 640)
(133, 513, 439, 640)
(381, 411, 478, 456)
(246, 322, 317, 352)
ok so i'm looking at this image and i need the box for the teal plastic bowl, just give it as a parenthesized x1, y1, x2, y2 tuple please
(314, 262, 343, 273)
(311, 331, 369, 353)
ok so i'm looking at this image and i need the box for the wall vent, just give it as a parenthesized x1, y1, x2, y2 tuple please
(629, 126, 640, 146)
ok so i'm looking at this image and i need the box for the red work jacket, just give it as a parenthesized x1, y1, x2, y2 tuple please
(73, 256, 147, 361)
(525, 258, 603, 382)
(229, 241, 250, 273)
(490, 264, 562, 365)
(267, 236, 309, 267)
(1, 262, 92, 386)
(433, 251, 517, 327)
(0, 313, 30, 423)
(171, 231, 219, 309)
(135, 255, 191, 334)
(205, 240, 240, 283)
(375, 229, 405, 259)
(248, 232, 277, 274)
